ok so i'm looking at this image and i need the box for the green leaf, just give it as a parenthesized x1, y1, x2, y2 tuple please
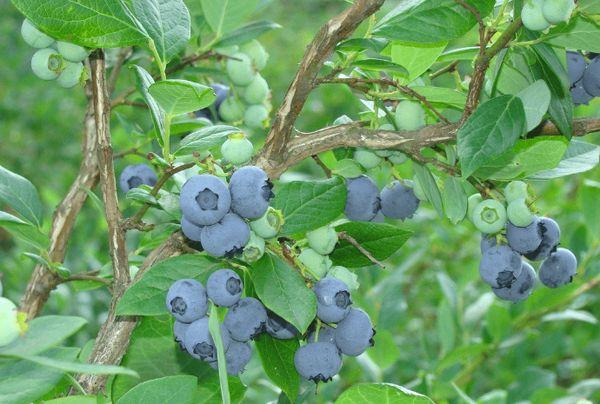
(208, 305, 230, 404)
(19, 355, 138, 377)
(273, 177, 347, 235)
(336, 38, 390, 53)
(352, 58, 408, 74)
(528, 42, 573, 137)
(254, 334, 300, 402)
(201, 0, 259, 35)
(529, 140, 599, 179)
(0, 211, 49, 250)
(581, 182, 600, 238)
(214, 20, 282, 47)
(438, 46, 480, 62)
(457, 95, 527, 178)
(0, 164, 43, 226)
(336, 383, 434, 403)
(517, 80, 551, 132)
(0, 347, 79, 404)
(0, 316, 86, 357)
(475, 137, 568, 180)
(116, 376, 197, 404)
(374, 0, 495, 43)
(442, 176, 467, 224)
(542, 309, 598, 324)
(546, 16, 600, 52)
(116, 255, 222, 316)
(132, 65, 165, 146)
(391, 41, 447, 84)
(111, 316, 245, 402)
(436, 300, 456, 354)
(149, 80, 216, 116)
(10, 0, 146, 48)
(43, 396, 97, 404)
(332, 159, 363, 178)
(251, 253, 317, 333)
(485, 304, 511, 342)
(330, 222, 412, 268)
(413, 164, 444, 218)
(176, 125, 242, 155)
(131, 0, 191, 64)
(126, 187, 158, 205)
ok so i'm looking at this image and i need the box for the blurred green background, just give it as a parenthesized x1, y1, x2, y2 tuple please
(1, 0, 599, 403)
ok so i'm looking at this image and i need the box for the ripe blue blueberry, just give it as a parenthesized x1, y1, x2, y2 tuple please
(571, 82, 593, 106)
(207, 269, 243, 307)
(266, 311, 299, 340)
(370, 209, 385, 222)
(166, 279, 208, 323)
(181, 216, 203, 243)
(539, 247, 577, 288)
(209, 340, 252, 375)
(294, 342, 342, 383)
(173, 321, 190, 351)
(119, 164, 157, 193)
(229, 166, 273, 219)
(567, 51, 586, 85)
(480, 234, 497, 254)
(506, 217, 543, 255)
(344, 175, 380, 222)
(334, 308, 375, 357)
(582, 56, 600, 97)
(180, 174, 231, 226)
(200, 213, 250, 258)
(525, 217, 561, 261)
(183, 317, 231, 362)
(479, 245, 523, 289)
(493, 261, 536, 302)
(380, 181, 420, 220)
(224, 297, 268, 342)
(313, 277, 352, 323)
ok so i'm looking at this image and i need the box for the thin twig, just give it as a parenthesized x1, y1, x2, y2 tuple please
(63, 272, 112, 286)
(429, 61, 460, 80)
(453, 0, 486, 52)
(312, 155, 332, 177)
(338, 231, 385, 269)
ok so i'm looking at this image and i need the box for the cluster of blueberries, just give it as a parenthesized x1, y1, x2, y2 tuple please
(196, 40, 271, 130)
(522, 0, 575, 32)
(470, 181, 578, 302)
(166, 270, 374, 382)
(567, 51, 600, 106)
(20, 19, 88, 88)
(179, 166, 274, 259)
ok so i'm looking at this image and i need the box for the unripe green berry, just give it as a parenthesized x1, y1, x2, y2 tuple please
(467, 193, 483, 222)
(57, 41, 89, 62)
(242, 231, 265, 263)
(542, 0, 575, 25)
(354, 149, 382, 169)
(306, 225, 338, 255)
(221, 133, 253, 165)
(31, 48, 63, 80)
(21, 19, 54, 48)
(243, 74, 269, 104)
(226, 52, 256, 86)
(0, 297, 20, 347)
(522, 0, 552, 31)
(374, 150, 393, 157)
(394, 101, 425, 131)
(57, 61, 84, 88)
(240, 40, 269, 71)
(250, 207, 284, 239)
(504, 180, 528, 203)
(328, 266, 359, 291)
(298, 248, 332, 279)
(244, 104, 269, 129)
(219, 97, 244, 122)
(507, 198, 534, 227)
(388, 151, 407, 165)
(472, 199, 507, 234)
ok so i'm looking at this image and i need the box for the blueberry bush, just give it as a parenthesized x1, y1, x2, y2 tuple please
(1, 0, 600, 403)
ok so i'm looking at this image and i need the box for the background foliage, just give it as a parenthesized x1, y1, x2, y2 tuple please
(0, 0, 599, 403)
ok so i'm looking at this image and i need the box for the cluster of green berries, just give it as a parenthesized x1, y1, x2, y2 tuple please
(470, 181, 578, 302)
(219, 40, 272, 130)
(21, 19, 88, 88)
(522, 0, 576, 31)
